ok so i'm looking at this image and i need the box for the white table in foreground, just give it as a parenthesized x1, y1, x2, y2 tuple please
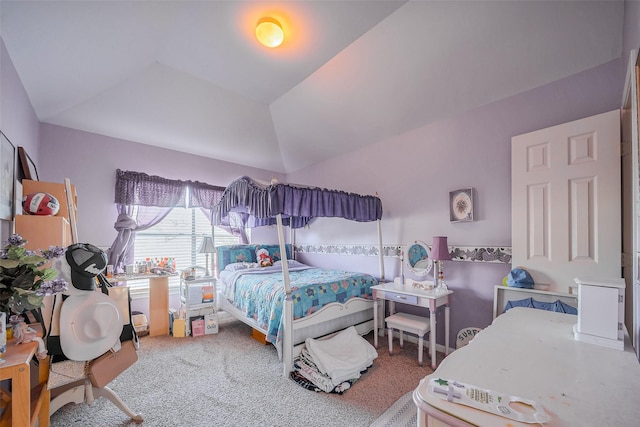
(413, 307, 640, 427)
(372, 282, 453, 369)
(108, 273, 178, 336)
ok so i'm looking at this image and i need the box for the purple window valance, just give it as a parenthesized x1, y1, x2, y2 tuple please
(115, 169, 186, 207)
(213, 176, 382, 229)
(189, 180, 225, 208)
(114, 169, 225, 208)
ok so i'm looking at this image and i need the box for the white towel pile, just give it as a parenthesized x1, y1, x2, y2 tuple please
(297, 326, 378, 391)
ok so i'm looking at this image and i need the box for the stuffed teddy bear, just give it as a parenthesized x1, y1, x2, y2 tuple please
(256, 248, 273, 267)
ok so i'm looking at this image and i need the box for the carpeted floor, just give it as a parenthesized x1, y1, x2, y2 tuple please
(49, 320, 434, 427)
(369, 391, 416, 427)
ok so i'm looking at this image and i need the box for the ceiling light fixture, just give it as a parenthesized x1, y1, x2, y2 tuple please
(256, 17, 284, 48)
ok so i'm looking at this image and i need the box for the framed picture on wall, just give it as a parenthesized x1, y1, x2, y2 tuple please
(449, 188, 474, 222)
(18, 146, 38, 181)
(0, 132, 15, 221)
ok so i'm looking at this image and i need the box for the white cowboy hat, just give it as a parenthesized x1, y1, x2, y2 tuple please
(59, 291, 123, 361)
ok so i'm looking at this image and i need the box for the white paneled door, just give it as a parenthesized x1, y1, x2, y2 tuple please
(512, 110, 621, 293)
(621, 50, 639, 358)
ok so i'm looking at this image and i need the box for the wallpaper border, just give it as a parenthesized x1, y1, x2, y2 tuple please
(294, 244, 512, 264)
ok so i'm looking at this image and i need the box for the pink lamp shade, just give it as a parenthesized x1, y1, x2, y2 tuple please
(431, 236, 451, 261)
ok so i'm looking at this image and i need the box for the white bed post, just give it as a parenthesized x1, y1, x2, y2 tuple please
(377, 219, 385, 281)
(211, 224, 217, 279)
(276, 213, 293, 376)
(290, 227, 296, 260)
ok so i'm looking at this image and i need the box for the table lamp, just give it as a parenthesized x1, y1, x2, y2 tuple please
(199, 236, 215, 276)
(431, 236, 451, 289)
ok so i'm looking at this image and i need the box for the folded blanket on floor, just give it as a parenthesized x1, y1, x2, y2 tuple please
(305, 326, 378, 386)
(294, 349, 335, 393)
(290, 370, 358, 395)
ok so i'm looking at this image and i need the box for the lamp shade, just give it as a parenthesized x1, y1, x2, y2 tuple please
(431, 236, 451, 261)
(198, 236, 215, 254)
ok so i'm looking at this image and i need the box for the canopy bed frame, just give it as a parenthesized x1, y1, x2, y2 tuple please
(212, 176, 384, 375)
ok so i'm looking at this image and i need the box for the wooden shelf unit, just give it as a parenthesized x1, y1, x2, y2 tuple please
(0, 325, 50, 427)
(493, 285, 577, 320)
(14, 215, 72, 252)
(21, 180, 76, 221)
(15, 179, 76, 251)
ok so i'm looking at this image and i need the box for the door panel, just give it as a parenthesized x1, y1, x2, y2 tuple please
(621, 49, 639, 358)
(512, 109, 621, 292)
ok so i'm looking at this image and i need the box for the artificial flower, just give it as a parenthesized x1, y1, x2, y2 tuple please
(0, 233, 68, 314)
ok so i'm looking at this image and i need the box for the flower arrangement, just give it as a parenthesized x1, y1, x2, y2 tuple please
(0, 234, 68, 315)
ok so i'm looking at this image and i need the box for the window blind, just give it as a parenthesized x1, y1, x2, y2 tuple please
(131, 207, 239, 298)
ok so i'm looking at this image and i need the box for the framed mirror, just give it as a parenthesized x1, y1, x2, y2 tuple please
(406, 240, 432, 276)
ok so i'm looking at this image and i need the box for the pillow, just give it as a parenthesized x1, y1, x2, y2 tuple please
(216, 245, 257, 271)
(224, 263, 249, 272)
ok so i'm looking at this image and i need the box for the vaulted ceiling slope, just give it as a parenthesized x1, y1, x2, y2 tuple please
(0, 1, 624, 173)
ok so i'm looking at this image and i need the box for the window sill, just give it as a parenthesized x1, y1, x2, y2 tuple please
(130, 287, 180, 300)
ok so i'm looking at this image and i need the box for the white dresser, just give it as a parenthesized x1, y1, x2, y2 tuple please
(573, 277, 625, 350)
(413, 307, 640, 426)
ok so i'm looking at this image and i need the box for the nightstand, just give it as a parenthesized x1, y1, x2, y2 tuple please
(180, 276, 218, 336)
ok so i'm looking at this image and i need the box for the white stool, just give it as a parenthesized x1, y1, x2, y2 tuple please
(385, 312, 430, 366)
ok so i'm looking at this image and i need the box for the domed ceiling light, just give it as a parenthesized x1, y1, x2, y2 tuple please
(256, 17, 284, 48)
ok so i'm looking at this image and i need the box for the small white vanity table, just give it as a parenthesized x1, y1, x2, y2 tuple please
(372, 282, 452, 369)
(373, 240, 453, 369)
(413, 307, 640, 426)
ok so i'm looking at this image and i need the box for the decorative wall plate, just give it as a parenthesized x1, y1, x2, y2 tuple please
(449, 188, 473, 222)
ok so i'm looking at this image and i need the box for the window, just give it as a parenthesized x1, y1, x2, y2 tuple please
(130, 207, 239, 298)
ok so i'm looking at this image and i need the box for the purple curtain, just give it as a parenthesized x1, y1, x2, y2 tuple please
(191, 180, 246, 242)
(114, 169, 187, 207)
(108, 170, 228, 271)
(213, 176, 270, 222)
(199, 208, 248, 244)
(189, 180, 225, 208)
(212, 176, 383, 229)
(107, 204, 174, 273)
(271, 183, 382, 222)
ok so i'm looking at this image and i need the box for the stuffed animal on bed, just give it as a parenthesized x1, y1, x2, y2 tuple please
(257, 248, 273, 267)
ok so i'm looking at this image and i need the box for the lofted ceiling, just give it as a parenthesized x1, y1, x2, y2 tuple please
(0, 1, 624, 173)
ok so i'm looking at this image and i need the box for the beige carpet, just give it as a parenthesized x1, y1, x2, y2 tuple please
(370, 391, 416, 427)
(49, 320, 434, 427)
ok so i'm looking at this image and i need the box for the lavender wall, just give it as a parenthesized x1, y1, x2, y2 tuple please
(0, 38, 40, 240)
(288, 57, 626, 343)
(38, 124, 283, 248)
(623, 0, 640, 61)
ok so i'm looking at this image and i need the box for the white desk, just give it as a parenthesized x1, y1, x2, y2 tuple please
(108, 273, 177, 336)
(372, 282, 453, 369)
(413, 307, 640, 426)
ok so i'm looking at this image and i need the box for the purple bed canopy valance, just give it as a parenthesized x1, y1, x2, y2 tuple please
(212, 176, 383, 229)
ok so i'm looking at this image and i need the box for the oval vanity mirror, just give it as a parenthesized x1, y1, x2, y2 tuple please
(406, 240, 432, 276)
